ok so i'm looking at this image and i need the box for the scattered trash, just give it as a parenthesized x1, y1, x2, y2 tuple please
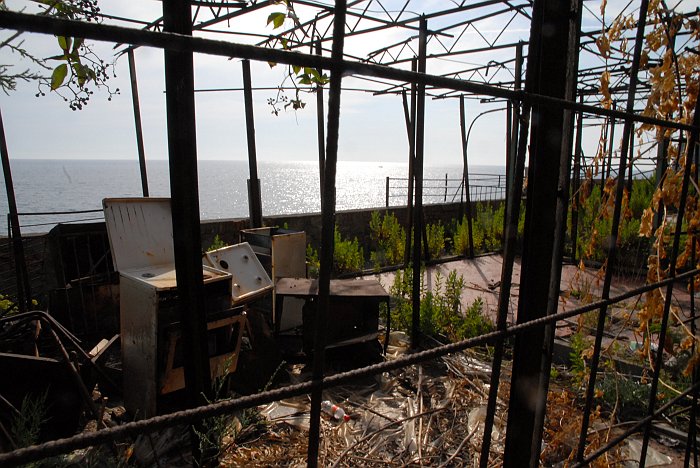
(622, 438, 673, 467)
(321, 400, 351, 422)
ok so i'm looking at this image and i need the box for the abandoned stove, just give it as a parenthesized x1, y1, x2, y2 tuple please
(103, 198, 254, 419)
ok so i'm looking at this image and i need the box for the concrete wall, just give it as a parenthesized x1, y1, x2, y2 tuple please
(201, 201, 470, 250)
(1, 202, 474, 307)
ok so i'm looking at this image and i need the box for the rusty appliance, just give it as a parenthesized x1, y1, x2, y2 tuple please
(103, 198, 244, 419)
(203, 242, 273, 305)
(240, 227, 306, 334)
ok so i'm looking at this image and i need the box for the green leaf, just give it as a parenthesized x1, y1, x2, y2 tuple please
(72, 62, 87, 87)
(57, 35, 71, 52)
(297, 74, 312, 85)
(292, 65, 301, 75)
(50, 63, 68, 90)
(280, 37, 289, 49)
(71, 37, 83, 54)
(266, 12, 286, 29)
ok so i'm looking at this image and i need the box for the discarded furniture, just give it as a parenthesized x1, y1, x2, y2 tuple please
(240, 227, 306, 333)
(0, 311, 116, 445)
(104, 198, 244, 419)
(274, 278, 390, 354)
(203, 242, 273, 305)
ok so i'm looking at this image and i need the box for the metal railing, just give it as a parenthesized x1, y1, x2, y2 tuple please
(385, 173, 506, 207)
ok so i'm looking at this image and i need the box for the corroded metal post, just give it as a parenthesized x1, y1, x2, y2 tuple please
(503, 0, 577, 463)
(576, 0, 650, 462)
(128, 48, 149, 197)
(0, 107, 31, 312)
(162, 0, 211, 417)
(411, 18, 427, 349)
(459, 96, 474, 258)
(307, 1, 346, 465)
(242, 59, 263, 228)
(315, 39, 326, 210)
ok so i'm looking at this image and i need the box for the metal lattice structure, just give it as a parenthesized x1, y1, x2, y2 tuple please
(0, 0, 699, 466)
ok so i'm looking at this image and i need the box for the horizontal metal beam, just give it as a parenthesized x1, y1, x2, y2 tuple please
(0, 10, 695, 133)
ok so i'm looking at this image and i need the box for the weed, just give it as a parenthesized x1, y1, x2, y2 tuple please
(369, 211, 405, 268)
(389, 268, 492, 342)
(333, 225, 364, 274)
(426, 222, 445, 259)
(306, 244, 320, 278)
(305, 226, 365, 276)
(207, 234, 228, 252)
(11, 391, 48, 449)
(452, 215, 472, 256)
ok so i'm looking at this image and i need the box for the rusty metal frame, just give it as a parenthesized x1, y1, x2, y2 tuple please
(0, 0, 699, 466)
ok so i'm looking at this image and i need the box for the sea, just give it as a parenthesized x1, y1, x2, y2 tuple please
(0, 159, 505, 234)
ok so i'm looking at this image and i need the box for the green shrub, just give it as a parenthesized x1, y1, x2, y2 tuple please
(334, 226, 364, 274)
(574, 184, 650, 262)
(426, 222, 445, 259)
(629, 177, 655, 219)
(452, 202, 509, 255)
(306, 244, 320, 278)
(453, 215, 472, 256)
(369, 211, 406, 268)
(207, 234, 228, 252)
(389, 268, 492, 342)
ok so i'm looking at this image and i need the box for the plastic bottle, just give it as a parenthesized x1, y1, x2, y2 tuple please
(321, 400, 350, 422)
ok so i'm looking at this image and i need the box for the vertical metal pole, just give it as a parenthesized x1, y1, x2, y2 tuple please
(128, 48, 149, 197)
(411, 18, 427, 350)
(508, 42, 524, 194)
(640, 119, 699, 466)
(503, 0, 575, 463)
(653, 136, 669, 231)
(443, 173, 448, 202)
(531, 1, 582, 459)
(242, 59, 262, 228)
(685, 236, 699, 466)
(459, 96, 474, 258)
(162, 0, 211, 423)
(600, 120, 609, 184)
(626, 128, 635, 192)
(307, 1, 346, 465)
(0, 108, 31, 312)
(403, 59, 418, 267)
(316, 39, 326, 209)
(605, 101, 617, 183)
(479, 103, 531, 468)
(385, 176, 390, 207)
(576, 1, 649, 461)
(505, 100, 512, 233)
(571, 97, 584, 261)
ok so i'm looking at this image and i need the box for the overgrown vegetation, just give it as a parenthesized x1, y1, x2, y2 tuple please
(573, 180, 653, 264)
(369, 211, 405, 268)
(425, 222, 445, 259)
(305, 226, 365, 277)
(207, 234, 228, 252)
(10, 391, 48, 449)
(388, 268, 492, 343)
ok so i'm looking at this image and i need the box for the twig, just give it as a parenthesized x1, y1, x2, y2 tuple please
(346, 400, 398, 423)
(417, 365, 423, 466)
(329, 408, 447, 468)
(437, 425, 478, 468)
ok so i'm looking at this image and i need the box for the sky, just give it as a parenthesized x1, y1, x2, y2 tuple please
(0, 0, 692, 168)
